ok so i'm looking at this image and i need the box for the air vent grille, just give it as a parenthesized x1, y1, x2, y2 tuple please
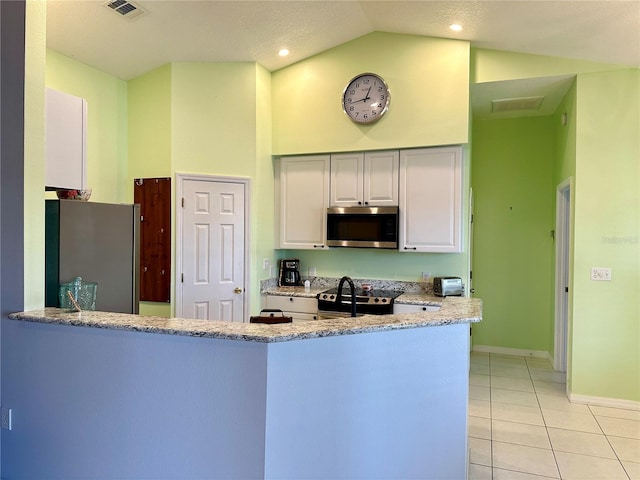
(491, 96, 544, 113)
(104, 0, 147, 20)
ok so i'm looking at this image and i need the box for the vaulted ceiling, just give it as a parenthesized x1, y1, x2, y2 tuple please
(46, 0, 639, 118)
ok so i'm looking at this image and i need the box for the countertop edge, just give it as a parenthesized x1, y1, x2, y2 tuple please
(9, 297, 481, 343)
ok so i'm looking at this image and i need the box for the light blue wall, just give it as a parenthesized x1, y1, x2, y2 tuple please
(2, 320, 268, 479)
(2, 319, 470, 479)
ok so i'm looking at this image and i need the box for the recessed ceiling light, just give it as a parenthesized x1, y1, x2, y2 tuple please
(278, 49, 290, 57)
(449, 24, 463, 32)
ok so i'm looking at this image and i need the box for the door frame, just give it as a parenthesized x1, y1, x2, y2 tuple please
(175, 173, 251, 319)
(554, 177, 572, 372)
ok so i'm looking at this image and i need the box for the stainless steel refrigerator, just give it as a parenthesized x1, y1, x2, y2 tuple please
(45, 199, 140, 313)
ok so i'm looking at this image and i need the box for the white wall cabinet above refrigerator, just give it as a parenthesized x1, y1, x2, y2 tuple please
(330, 150, 399, 207)
(45, 88, 87, 190)
(399, 146, 463, 253)
(275, 155, 329, 250)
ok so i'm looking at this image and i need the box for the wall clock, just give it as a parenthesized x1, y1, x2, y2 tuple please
(341, 73, 390, 125)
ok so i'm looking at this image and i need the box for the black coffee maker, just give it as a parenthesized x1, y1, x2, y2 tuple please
(278, 258, 301, 286)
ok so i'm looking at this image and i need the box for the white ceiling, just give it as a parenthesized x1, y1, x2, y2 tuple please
(46, 0, 640, 117)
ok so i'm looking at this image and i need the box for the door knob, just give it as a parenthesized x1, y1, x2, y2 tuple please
(234, 287, 243, 294)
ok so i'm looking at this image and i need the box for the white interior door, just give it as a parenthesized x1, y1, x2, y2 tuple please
(178, 176, 246, 322)
(554, 179, 571, 372)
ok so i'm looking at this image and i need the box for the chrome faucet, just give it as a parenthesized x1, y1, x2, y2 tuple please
(336, 275, 357, 317)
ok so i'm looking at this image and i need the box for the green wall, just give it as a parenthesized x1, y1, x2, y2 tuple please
(127, 64, 172, 187)
(23, 0, 46, 310)
(570, 69, 639, 401)
(471, 48, 630, 83)
(272, 32, 470, 154)
(471, 117, 556, 352)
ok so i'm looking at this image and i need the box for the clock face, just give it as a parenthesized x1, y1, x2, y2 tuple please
(342, 73, 390, 124)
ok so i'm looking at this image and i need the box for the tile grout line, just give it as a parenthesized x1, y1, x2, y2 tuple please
(529, 355, 563, 479)
(589, 404, 633, 480)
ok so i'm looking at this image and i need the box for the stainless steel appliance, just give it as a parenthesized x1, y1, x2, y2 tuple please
(278, 258, 301, 286)
(326, 206, 399, 249)
(433, 276, 464, 297)
(45, 199, 140, 313)
(317, 284, 403, 319)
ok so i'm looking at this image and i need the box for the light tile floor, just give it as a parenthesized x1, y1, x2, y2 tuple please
(468, 352, 640, 480)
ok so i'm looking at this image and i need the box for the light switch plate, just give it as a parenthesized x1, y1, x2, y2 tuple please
(590, 267, 612, 281)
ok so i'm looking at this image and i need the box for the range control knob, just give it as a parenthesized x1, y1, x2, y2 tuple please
(381, 298, 388, 303)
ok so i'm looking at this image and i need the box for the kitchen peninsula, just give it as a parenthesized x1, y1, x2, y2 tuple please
(5, 297, 481, 479)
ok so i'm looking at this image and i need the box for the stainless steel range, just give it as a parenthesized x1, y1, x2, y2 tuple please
(317, 279, 403, 319)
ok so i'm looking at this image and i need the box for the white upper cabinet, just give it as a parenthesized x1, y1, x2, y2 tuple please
(330, 150, 399, 206)
(275, 155, 330, 250)
(399, 146, 463, 253)
(45, 88, 87, 190)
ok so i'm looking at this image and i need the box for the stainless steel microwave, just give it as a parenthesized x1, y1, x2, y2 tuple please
(326, 206, 399, 249)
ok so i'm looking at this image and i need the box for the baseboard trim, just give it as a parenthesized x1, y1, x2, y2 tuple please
(472, 344, 551, 360)
(569, 393, 640, 411)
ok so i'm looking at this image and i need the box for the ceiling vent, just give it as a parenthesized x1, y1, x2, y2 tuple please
(103, 0, 148, 21)
(491, 96, 544, 113)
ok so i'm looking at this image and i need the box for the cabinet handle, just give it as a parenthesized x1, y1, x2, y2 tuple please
(289, 297, 294, 302)
(313, 244, 325, 249)
(358, 201, 362, 205)
(364, 201, 368, 205)
(403, 246, 417, 250)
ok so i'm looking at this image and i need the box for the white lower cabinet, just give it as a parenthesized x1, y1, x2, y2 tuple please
(265, 295, 318, 322)
(399, 146, 463, 253)
(393, 303, 441, 314)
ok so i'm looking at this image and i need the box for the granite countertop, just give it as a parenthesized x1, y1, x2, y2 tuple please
(9, 297, 481, 344)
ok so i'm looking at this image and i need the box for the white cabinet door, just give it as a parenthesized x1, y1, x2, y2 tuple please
(330, 150, 398, 206)
(45, 88, 87, 190)
(275, 155, 330, 250)
(399, 146, 463, 253)
(330, 153, 363, 206)
(364, 150, 399, 206)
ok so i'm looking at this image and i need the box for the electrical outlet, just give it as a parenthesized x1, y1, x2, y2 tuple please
(422, 272, 432, 282)
(1, 407, 12, 430)
(308, 266, 316, 276)
(590, 267, 612, 281)
(262, 258, 269, 270)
